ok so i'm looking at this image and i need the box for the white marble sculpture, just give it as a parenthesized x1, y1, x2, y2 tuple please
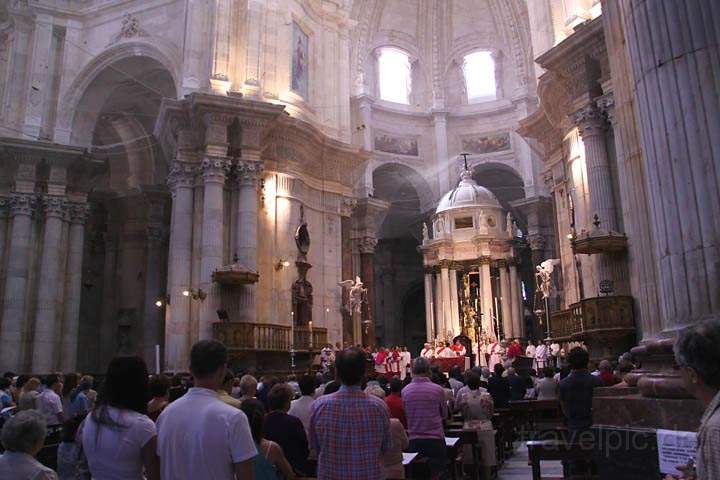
(339, 276, 366, 313)
(535, 259, 559, 299)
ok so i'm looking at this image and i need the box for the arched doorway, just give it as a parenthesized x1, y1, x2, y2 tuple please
(72, 54, 177, 372)
(372, 163, 433, 351)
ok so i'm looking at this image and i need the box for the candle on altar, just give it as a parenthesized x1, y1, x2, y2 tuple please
(309, 320, 314, 349)
(430, 300, 435, 340)
(155, 344, 160, 374)
(291, 311, 295, 347)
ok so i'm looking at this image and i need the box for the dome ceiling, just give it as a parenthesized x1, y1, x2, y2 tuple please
(349, 0, 533, 99)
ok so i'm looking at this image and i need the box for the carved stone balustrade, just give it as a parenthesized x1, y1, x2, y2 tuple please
(213, 322, 327, 352)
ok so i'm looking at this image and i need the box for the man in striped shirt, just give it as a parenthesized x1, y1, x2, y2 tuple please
(310, 347, 391, 479)
(403, 356, 449, 476)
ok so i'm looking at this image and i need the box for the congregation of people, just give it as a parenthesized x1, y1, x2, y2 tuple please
(0, 320, 718, 479)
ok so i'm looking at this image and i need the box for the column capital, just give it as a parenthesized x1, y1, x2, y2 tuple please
(527, 233, 547, 252)
(68, 203, 91, 225)
(438, 259, 453, 269)
(42, 195, 67, 219)
(236, 159, 263, 185)
(9, 193, 37, 217)
(201, 157, 231, 184)
(477, 256, 493, 266)
(167, 161, 197, 190)
(353, 236, 378, 254)
(571, 103, 607, 138)
(596, 92, 616, 126)
(0, 197, 9, 218)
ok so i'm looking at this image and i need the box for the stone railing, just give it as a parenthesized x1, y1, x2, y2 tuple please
(550, 296, 634, 340)
(213, 322, 327, 352)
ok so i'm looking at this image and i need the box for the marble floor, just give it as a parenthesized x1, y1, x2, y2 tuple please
(497, 442, 564, 480)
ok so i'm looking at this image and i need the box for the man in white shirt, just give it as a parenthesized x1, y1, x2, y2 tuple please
(399, 346, 412, 380)
(525, 340, 536, 360)
(288, 374, 315, 438)
(156, 340, 256, 479)
(535, 341, 550, 370)
(37, 375, 63, 427)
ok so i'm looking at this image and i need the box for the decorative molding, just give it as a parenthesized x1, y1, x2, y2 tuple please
(354, 236, 378, 254)
(527, 233, 547, 251)
(107, 13, 149, 46)
(596, 92, 616, 126)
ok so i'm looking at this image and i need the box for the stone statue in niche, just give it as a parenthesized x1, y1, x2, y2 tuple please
(293, 205, 313, 325)
(422, 222, 429, 242)
(295, 205, 311, 262)
(292, 262, 313, 326)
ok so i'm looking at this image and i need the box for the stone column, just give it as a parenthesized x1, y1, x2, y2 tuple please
(32, 196, 66, 372)
(572, 104, 617, 231)
(143, 225, 166, 371)
(433, 112, 451, 193)
(449, 268, 460, 336)
(433, 272, 442, 341)
(509, 262, 522, 339)
(59, 202, 90, 372)
(622, 0, 720, 334)
(0, 199, 9, 309)
(439, 263, 451, 340)
(423, 271, 433, 341)
(165, 162, 196, 372)
(31, 195, 65, 373)
(199, 157, 230, 340)
(480, 261, 494, 337)
(499, 262, 512, 339)
(0, 194, 36, 371)
(359, 237, 377, 347)
(235, 159, 262, 322)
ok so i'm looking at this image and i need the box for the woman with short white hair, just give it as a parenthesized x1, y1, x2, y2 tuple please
(0, 409, 58, 479)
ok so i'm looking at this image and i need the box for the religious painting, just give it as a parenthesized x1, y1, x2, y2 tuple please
(291, 22, 309, 99)
(461, 132, 511, 155)
(374, 131, 419, 156)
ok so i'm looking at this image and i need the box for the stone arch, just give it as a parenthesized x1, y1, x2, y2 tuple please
(56, 41, 181, 142)
(371, 161, 435, 215)
(67, 47, 177, 192)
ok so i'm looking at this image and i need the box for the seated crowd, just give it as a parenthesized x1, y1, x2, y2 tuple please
(0, 319, 718, 479)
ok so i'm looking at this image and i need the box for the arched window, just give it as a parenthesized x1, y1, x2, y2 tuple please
(462, 51, 496, 102)
(378, 48, 411, 104)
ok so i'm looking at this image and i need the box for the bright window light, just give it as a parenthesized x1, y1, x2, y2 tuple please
(378, 48, 411, 104)
(462, 51, 496, 102)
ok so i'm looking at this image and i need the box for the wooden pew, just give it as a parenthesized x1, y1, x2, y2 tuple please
(526, 440, 594, 480)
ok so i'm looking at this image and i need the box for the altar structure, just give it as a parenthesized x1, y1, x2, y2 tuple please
(420, 166, 525, 345)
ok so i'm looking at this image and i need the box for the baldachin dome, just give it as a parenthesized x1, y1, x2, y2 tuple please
(436, 170, 502, 214)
